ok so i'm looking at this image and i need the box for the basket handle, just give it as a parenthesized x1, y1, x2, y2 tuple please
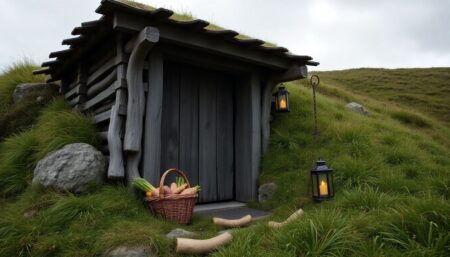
(159, 168, 191, 198)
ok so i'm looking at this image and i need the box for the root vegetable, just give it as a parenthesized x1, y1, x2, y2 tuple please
(213, 215, 252, 228)
(180, 186, 200, 195)
(163, 185, 172, 195)
(268, 208, 304, 229)
(176, 232, 233, 254)
(172, 184, 187, 194)
(145, 191, 152, 197)
(170, 182, 177, 192)
(152, 187, 160, 197)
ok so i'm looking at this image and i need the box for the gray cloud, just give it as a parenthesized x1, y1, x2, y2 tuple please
(0, 0, 449, 71)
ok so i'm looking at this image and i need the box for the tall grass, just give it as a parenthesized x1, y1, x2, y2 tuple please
(0, 100, 99, 197)
(0, 60, 49, 139)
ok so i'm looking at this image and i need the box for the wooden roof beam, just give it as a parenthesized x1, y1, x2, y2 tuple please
(113, 12, 298, 69)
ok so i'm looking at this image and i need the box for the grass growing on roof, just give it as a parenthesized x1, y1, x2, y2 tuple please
(117, 0, 278, 47)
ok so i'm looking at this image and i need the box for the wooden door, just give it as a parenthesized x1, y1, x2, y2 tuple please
(160, 61, 235, 203)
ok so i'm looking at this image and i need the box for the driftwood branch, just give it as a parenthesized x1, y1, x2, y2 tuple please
(124, 26, 160, 152)
(176, 232, 233, 254)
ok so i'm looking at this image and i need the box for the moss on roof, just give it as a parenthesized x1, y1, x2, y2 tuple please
(118, 0, 277, 47)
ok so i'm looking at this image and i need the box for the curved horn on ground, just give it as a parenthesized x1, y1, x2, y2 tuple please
(176, 232, 233, 254)
(213, 214, 252, 228)
(268, 208, 304, 229)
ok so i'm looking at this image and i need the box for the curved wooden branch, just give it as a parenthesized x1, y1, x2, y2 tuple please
(176, 232, 233, 254)
(213, 215, 252, 228)
(268, 208, 304, 229)
(107, 89, 126, 179)
(124, 26, 160, 152)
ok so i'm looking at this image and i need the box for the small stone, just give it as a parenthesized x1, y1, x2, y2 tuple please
(33, 143, 106, 194)
(36, 96, 45, 103)
(106, 246, 155, 257)
(166, 228, 197, 239)
(258, 182, 277, 202)
(13, 83, 58, 104)
(346, 102, 369, 115)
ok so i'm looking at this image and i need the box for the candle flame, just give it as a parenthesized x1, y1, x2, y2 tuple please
(280, 99, 287, 109)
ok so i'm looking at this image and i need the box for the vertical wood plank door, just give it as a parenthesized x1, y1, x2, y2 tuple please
(159, 61, 235, 203)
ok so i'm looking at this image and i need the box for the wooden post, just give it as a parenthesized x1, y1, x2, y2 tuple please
(261, 80, 276, 154)
(107, 33, 127, 179)
(74, 62, 87, 110)
(235, 72, 262, 202)
(142, 52, 164, 185)
(124, 26, 160, 152)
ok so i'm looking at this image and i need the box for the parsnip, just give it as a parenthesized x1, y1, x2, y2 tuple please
(172, 183, 188, 194)
(213, 215, 252, 228)
(176, 232, 233, 254)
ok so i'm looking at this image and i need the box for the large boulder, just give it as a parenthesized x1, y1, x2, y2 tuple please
(33, 143, 106, 193)
(258, 182, 277, 202)
(12, 83, 59, 104)
(346, 102, 369, 115)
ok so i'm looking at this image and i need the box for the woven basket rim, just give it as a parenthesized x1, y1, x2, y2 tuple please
(144, 194, 198, 202)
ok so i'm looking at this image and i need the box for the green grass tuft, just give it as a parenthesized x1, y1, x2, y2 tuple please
(0, 100, 99, 197)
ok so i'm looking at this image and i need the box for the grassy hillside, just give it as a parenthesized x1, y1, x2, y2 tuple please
(315, 68, 450, 125)
(0, 63, 449, 256)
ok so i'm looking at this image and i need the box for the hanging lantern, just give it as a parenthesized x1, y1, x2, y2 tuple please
(274, 86, 290, 112)
(311, 160, 334, 201)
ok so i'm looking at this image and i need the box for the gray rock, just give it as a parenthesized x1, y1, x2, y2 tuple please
(13, 83, 58, 104)
(106, 246, 155, 257)
(346, 102, 369, 115)
(258, 182, 277, 202)
(166, 228, 196, 239)
(33, 143, 106, 193)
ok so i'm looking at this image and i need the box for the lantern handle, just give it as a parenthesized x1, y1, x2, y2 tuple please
(310, 75, 320, 87)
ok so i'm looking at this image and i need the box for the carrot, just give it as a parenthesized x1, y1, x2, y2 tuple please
(172, 183, 188, 194)
(170, 182, 177, 192)
(146, 191, 152, 197)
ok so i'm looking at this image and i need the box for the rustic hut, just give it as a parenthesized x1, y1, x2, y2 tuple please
(34, 0, 318, 203)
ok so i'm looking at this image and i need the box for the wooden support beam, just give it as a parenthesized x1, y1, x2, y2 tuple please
(107, 33, 127, 180)
(268, 65, 308, 83)
(123, 26, 160, 152)
(86, 69, 117, 97)
(142, 52, 164, 185)
(261, 81, 277, 154)
(83, 80, 124, 110)
(235, 73, 262, 202)
(93, 109, 112, 124)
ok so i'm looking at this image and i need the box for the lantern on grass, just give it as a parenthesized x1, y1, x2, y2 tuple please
(274, 85, 290, 112)
(311, 160, 334, 201)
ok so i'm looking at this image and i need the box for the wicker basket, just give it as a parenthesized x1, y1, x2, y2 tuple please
(144, 168, 197, 224)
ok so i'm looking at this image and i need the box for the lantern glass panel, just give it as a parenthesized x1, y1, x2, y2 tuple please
(312, 174, 318, 197)
(318, 173, 329, 197)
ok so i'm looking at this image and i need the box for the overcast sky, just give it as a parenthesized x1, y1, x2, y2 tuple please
(0, 0, 449, 71)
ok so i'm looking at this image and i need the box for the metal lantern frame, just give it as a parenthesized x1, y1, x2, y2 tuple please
(274, 85, 290, 112)
(311, 160, 334, 201)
